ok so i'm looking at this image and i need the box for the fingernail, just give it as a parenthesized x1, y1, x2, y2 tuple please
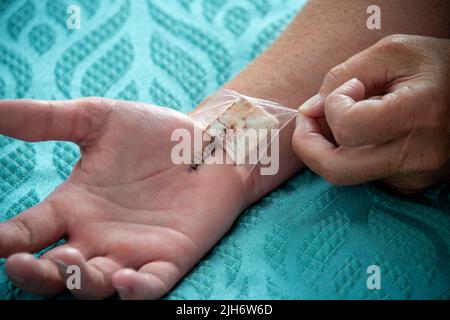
(114, 285, 131, 297)
(298, 94, 323, 112)
(346, 77, 359, 85)
(337, 77, 361, 92)
(295, 113, 316, 131)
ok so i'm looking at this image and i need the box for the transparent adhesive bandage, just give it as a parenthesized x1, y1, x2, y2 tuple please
(188, 89, 298, 177)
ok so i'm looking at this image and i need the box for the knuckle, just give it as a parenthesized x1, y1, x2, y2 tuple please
(377, 34, 406, 48)
(379, 34, 405, 45)
(323, 93, 337, 117)
(375, 34, 419, 56)
(328, 65, 346, 80)
(8, 218, 33, 249)
(324, 91, 341, 110)
(322, 64, 348, 93)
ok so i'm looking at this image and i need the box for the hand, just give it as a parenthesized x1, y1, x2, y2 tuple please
(292, 35, 450, 193)
(0, 98, 248, 299)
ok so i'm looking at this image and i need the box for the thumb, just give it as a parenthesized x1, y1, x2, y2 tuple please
(297, 94, 325, 118)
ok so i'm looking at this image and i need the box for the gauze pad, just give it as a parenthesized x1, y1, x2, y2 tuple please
(189, 89, 298, 176)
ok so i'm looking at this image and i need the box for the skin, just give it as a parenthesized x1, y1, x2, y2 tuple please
(0, 0, 449, 299)
(0, 98, 251, 299)
(293, 35, 450, 193)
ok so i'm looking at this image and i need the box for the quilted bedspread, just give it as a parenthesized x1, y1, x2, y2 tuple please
(0, 0, 449, 300)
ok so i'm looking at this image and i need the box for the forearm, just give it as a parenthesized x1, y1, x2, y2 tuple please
(217, 0, 450, 203)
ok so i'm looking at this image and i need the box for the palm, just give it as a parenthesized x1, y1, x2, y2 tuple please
(0, 98, 246, 299)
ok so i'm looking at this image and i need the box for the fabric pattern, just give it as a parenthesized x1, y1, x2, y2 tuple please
(0, 0, 449, 300)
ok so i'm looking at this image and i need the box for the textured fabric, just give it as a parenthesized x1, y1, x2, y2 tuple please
(0, 0, 449, 300)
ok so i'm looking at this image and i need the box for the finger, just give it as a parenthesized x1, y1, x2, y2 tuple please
(324, 79, 415, 146)
(49, 247, 122, 299)
(5, 243, 90, 296)
(112, 261, 180, 300)
(318, 40, 405, 98)
(0, 200, 67, 257)
(299, 36, 419, 119)
(5, 253, 64, 296)
(298, 56, 387, 119)
(0, 98, 112, 146)
(297, 94, 326, 118)
(293, 112, 402, 185)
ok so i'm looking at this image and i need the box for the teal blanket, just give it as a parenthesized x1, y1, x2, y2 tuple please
(0, 0, 449, 300)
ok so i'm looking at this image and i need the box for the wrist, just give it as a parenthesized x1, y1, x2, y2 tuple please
(216, 83, 306, 204)
(192, 90, 305, 209)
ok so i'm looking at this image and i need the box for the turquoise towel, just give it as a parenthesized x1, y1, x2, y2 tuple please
(0, 0, 449, 300)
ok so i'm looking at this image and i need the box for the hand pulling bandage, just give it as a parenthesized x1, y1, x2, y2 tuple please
(188, 89, 298, 176)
